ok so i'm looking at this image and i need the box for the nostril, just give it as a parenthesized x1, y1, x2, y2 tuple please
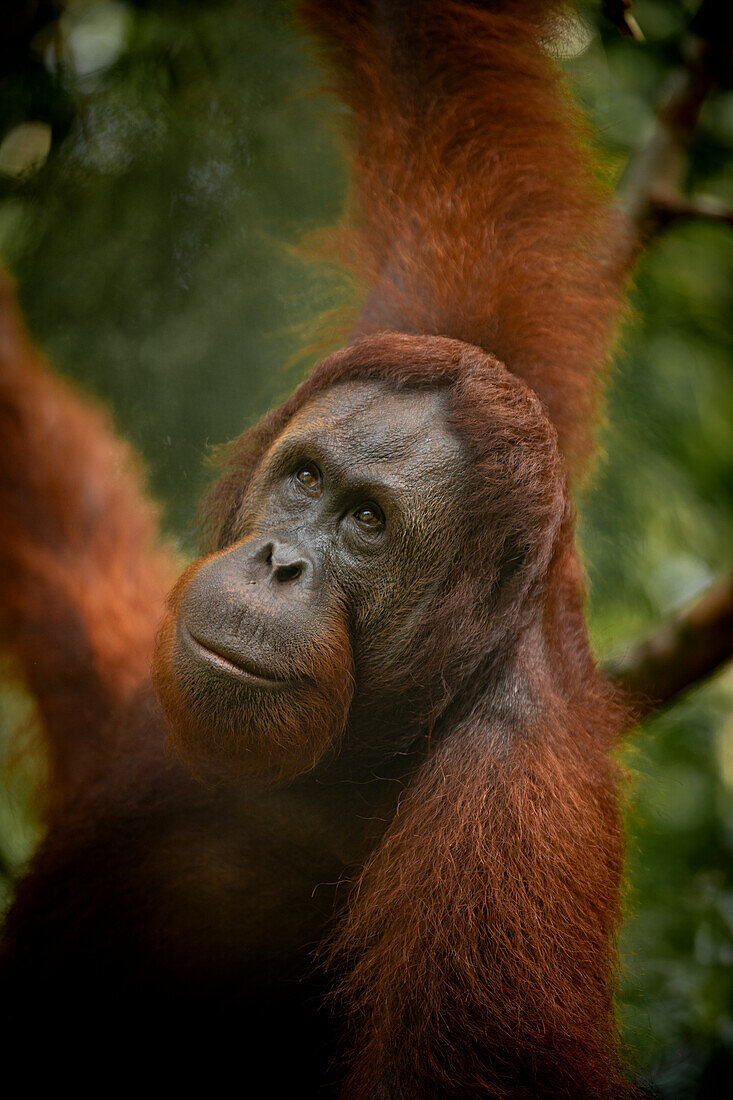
(274, 562, 302, 584)
(251, 541, 275, 567)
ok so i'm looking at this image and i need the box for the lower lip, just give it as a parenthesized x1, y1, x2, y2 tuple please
(178, 621, 292, 690)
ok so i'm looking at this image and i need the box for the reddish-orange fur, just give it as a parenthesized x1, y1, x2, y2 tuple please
(294, 3, 628, 1091)
(202, 332, 633, 1097)
(0, 272, 178, 814)
(0, 1, 633, 1095)
(300, 0, 622, 477)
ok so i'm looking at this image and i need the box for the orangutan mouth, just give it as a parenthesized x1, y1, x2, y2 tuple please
(178, 620, 296, 690)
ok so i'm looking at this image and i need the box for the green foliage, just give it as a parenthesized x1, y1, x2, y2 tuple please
(2, 0, 347, 541)
(0, 1, 731, 1092)
(569, 4, 733, 1091)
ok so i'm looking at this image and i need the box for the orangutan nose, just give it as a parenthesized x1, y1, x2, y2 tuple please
(248, 539, 311, 586)
(176, 536, 319, 677)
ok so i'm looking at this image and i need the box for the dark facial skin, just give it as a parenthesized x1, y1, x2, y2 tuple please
(156, 380, 469, 779)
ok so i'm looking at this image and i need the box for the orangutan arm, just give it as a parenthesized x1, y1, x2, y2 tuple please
(300, 0, 623, 474)
(0, 273, 178, 812)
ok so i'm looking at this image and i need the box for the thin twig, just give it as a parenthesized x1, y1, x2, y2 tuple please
(614, 0, 732, 272)
(602, 0, 644, 43)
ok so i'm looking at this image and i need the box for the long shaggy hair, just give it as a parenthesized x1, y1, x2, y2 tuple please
(0, 1, 634, 1095)
(197, 330, 633, 1097)
(299, 0, 623, 476)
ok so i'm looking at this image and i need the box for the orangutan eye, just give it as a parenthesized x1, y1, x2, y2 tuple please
(294, 463, 321, 494)
(353, 503, 384, 529)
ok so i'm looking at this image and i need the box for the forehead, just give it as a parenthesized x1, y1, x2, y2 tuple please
(273, 380, 465, 475)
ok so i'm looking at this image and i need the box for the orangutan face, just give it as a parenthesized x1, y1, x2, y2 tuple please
(154, 380, 468, 779)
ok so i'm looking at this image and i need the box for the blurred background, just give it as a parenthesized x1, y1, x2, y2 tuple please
(0, 0, 731, 1093)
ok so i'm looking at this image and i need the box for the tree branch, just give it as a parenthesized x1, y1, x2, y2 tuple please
(613, 0, 732, 273)
(643, 188, 733, 230)
(605, 576, 733, 717)
(599, 3, 732, 719)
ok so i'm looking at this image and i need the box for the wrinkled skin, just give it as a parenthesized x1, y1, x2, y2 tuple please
(155, 380, 469, 780)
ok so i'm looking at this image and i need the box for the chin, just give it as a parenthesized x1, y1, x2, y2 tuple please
(153, 605, 355, 782)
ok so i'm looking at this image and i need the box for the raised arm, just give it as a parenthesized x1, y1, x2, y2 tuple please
(301, 0, 623, 474)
